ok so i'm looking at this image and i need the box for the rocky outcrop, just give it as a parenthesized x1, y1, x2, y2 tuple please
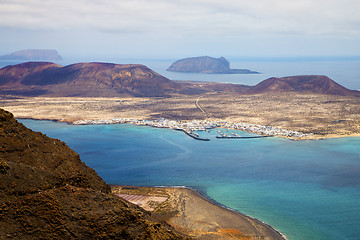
(167, 56, 259, 74)
(0, 49, 62, 61)
(248, 75, 360, 96)
(0, 108, 186, 239)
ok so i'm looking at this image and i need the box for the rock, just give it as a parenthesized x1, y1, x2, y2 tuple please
(167, 56, 259, 74)
(0, 108, 187, 239)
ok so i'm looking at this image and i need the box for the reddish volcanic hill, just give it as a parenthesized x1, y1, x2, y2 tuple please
(248, 75, 360, 96)
(0, 62, 180, 97)
(0, 62, 61, 87)
(1, 63, 359, 97)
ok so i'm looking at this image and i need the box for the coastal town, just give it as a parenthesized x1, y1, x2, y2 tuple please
(73, 118, 311, 139)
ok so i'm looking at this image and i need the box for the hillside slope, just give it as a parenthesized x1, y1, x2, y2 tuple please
(0, 108, 186, 239)
(248, 75, 360, 96)
(0, 62, 180, 97)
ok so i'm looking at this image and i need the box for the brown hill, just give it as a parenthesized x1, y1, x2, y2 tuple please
(0, 62, 61, 86)
(175, 80, 251, 95)
(0, 108, 186, 239)
(248, 75, 360, 96)
(0, 62, 181, 97)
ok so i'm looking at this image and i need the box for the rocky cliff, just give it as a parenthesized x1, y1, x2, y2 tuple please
(0, 49, 62, 61)
(0, 108, 186, 239)
(167, 56, 259, 74)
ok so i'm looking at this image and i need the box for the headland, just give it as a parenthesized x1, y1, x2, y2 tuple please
(112, 186, 286, 240)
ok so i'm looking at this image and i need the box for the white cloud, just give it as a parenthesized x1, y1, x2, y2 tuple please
(0, 0, 360, 58)
(0, 0, 360, 38)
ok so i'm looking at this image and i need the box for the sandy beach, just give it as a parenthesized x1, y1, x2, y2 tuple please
(112, 186, 286, 240)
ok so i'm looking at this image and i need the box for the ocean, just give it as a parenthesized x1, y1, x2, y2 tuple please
(19, 120, 360, 240)
(3, 57, 360, 239)
(1, 56, 360, 90)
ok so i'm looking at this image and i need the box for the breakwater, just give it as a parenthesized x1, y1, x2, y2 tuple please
(216, 135, 273, 139)
(181, 129, 210, 141)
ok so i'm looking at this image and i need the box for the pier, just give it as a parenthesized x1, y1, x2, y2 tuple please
(216, 130, 273, 139)
(182, 129, 210, 141)
(216, 135, 274, 139)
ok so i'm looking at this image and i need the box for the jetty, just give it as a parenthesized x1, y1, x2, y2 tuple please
(181, 129, 210, 141)
(216, 135, 273, 139)
(216, 130, 273, 139)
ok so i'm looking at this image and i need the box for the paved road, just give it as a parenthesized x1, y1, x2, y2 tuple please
(195, 95, 210, 118)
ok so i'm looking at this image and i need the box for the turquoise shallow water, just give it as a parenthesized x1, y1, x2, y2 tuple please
(19, 119, 360, 240)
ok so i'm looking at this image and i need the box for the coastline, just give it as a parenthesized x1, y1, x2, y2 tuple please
(111, 185, 287, 240)
(2, 94, 359, 141)
(16, 115, 360, 141)
(177, 186, 289, 240)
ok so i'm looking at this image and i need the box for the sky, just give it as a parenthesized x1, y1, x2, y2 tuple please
(1, 0, 360, 59)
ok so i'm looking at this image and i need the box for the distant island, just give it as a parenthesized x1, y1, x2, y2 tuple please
(0, 49, 62, 61)
(167, 56, 259, 74)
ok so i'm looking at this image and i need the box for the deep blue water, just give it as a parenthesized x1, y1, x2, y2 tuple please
(19, 119, 360, 240)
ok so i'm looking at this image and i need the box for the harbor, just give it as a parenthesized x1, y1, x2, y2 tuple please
(215, 130, 273, 139)
(73, 117, 311, 139)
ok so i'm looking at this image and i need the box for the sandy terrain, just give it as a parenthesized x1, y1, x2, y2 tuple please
(1, 92, 359, 139)
(112, 186, 286, 240)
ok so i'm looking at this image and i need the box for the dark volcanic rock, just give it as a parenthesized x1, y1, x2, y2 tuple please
(0, 49, 62, 61)
(248, 75, 360, 96)
(167, 56, 259, 74)
(0, 108, 186, 239)
(0, 108, 108, 193)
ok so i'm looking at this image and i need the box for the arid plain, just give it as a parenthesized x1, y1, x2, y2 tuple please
(1, 91, 360, 140)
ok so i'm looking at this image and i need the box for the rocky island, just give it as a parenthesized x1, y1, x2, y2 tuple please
(167, 56, 259, 74)
(0, 49, 62, 61)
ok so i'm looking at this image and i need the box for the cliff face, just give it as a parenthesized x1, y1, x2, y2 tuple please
(0, 109, 186, 239)
(167, 56, 259, 74)
(248, 75, 360, 96)
(0, 49, 62, 61)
